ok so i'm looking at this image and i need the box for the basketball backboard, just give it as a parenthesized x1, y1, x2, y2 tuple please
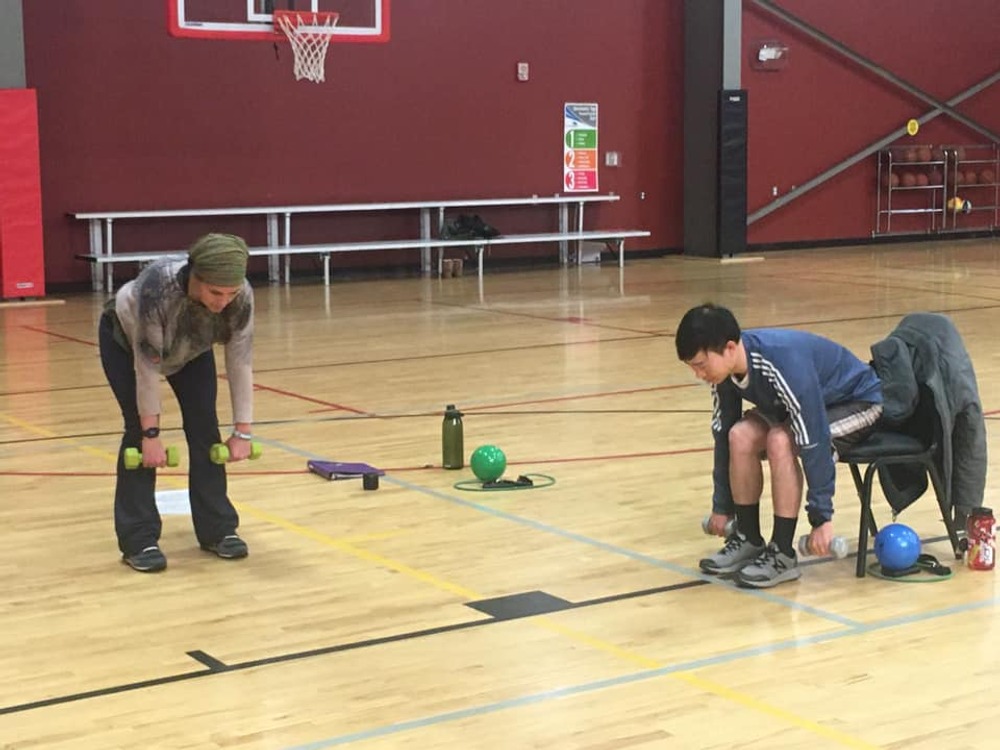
(168, 0, 390, 43)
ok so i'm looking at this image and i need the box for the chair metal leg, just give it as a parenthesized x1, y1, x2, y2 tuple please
(925, 462, 964, 559)
(849, 463, 881, 577)
(855, 463, 882, 578)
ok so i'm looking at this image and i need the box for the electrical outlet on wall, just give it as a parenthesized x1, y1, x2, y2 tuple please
(516, 62, 529, 81)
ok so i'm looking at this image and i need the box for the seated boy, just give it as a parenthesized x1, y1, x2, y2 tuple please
(676, 303, 882, 588)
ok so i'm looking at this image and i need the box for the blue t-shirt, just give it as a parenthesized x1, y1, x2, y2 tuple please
(711, 328, 882, 525)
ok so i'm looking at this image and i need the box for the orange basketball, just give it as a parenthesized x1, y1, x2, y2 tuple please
(904, 148, 919, 162)
(917, 146, 932, 162)
(928, 168, 943, 185)
(980, 168, 996, 184)
(963, 170, 977, 185)
(900, 172, 917, 187)
(915, 172, 929, 187)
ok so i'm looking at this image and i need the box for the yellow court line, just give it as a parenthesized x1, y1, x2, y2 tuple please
(237, 500, 873, 747)
(674, 673, 882, 749)
(1, 409, 875, 746)
(0, 412, 185, 492)
(233, 502, 481, 599)
(338, 530, 410, 544)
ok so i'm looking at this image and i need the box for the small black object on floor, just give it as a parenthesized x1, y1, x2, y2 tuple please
(482, 475, 534, 489)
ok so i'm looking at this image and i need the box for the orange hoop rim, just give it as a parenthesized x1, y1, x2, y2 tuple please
(272, 9, 341, 37)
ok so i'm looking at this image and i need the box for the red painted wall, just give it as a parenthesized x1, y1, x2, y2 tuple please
(744, 0, 1000, 244)
(20, 1, 1000, 284)
(23, 0, 681, 285)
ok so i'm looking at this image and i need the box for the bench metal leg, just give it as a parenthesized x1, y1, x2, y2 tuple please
(105, 219, 115, 293)
(88, 219, 104, 292)
(266, 214, 280, 284)
(322, 254, 330, 286)
(284, 212, 292, 285)
(477, 244, 485, 279)
(617, 239, 625, 269)
(420, 208, 433, 275)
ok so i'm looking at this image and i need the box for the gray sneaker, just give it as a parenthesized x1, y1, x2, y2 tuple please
(736, 542, 801, 588)
(699, 533, 766, 575)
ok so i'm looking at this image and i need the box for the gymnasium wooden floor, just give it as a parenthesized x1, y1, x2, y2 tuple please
(2, 238, 1000, 749)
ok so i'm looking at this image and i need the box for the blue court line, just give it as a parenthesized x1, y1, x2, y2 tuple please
(387, 473, 861, 627)
(284, 595, 999, 749)
(268, 439, 860, 627)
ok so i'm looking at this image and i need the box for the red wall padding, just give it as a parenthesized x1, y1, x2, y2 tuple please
(0, 88, 46, 298)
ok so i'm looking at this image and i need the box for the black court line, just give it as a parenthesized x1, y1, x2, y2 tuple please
(186, 650, 229, 671)
(0, 535, 955, 716)
(0, 578, 709, 716)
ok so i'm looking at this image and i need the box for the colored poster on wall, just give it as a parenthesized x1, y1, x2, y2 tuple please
(564, 103, 598, 193)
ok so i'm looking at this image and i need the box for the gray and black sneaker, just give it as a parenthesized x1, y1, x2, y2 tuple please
(699, 533, 766, 575)
(200, 534, 249, 560)
(736, 542, 801, 588)
(122, 545, 167, 573)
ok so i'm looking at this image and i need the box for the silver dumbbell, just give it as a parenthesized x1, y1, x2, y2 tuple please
(702, 515, 738, 537)
(798, 534, 849, 559)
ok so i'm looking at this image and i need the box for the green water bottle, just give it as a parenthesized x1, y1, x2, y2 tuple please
(442, 404, 464, 469)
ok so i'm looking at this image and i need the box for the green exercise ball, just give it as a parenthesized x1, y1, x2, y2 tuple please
(470, 444, 506, 482)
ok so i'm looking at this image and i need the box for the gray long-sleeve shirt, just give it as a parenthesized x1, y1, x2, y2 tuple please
(112, 259, 254, 423)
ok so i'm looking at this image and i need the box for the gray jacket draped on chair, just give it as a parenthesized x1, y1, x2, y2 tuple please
(869, 312, 987, 515)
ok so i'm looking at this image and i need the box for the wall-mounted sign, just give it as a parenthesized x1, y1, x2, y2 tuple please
(564, 103, 599, 192)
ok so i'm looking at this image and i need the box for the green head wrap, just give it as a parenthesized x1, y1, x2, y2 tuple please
(188, 233, 249, 286)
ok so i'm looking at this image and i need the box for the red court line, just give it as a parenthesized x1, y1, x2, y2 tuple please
(14, 325, 370, 414)
(253, 334, 654, 375)
(305, 382, 702, 415)
(0, 446, 712, 479)
(432, 301, 662, 336)
(468, 382, 699, 410)
(0, 470, 312, 478)
(21, 325, 96, 347)
(252, 384, 368, 414)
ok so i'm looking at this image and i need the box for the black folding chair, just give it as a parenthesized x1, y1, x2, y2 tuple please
(837, 388, 963, 577)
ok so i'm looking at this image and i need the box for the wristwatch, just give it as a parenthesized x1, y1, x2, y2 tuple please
(231, 429, 253, 440)
(142, 427, 160, 439)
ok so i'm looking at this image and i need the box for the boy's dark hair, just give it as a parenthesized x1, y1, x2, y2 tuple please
(675, 303, 741, 361)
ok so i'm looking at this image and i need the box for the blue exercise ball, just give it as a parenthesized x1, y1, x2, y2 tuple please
(874, 523, 921, 571)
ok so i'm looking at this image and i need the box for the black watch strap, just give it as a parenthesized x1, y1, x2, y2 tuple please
(142, 427, 160, 439)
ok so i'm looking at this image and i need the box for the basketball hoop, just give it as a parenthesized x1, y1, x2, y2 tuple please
(273, 10, 340, 83)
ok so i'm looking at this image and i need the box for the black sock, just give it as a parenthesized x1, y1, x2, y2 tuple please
(735, 504, 764, 545)
(772, 516, 798, 557)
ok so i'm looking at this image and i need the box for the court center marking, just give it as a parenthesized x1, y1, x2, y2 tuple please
(0, 417, 933, 747)
(0, 416, 866, 744)
(364, 466, 862, 628)
(284, 597, 999, 749)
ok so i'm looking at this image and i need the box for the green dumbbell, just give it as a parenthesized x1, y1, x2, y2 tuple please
(210, 441, 263, 465)
(123, 445, 180, 470)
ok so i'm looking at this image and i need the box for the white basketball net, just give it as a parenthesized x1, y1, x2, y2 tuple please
(275, 12, 339, 84)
